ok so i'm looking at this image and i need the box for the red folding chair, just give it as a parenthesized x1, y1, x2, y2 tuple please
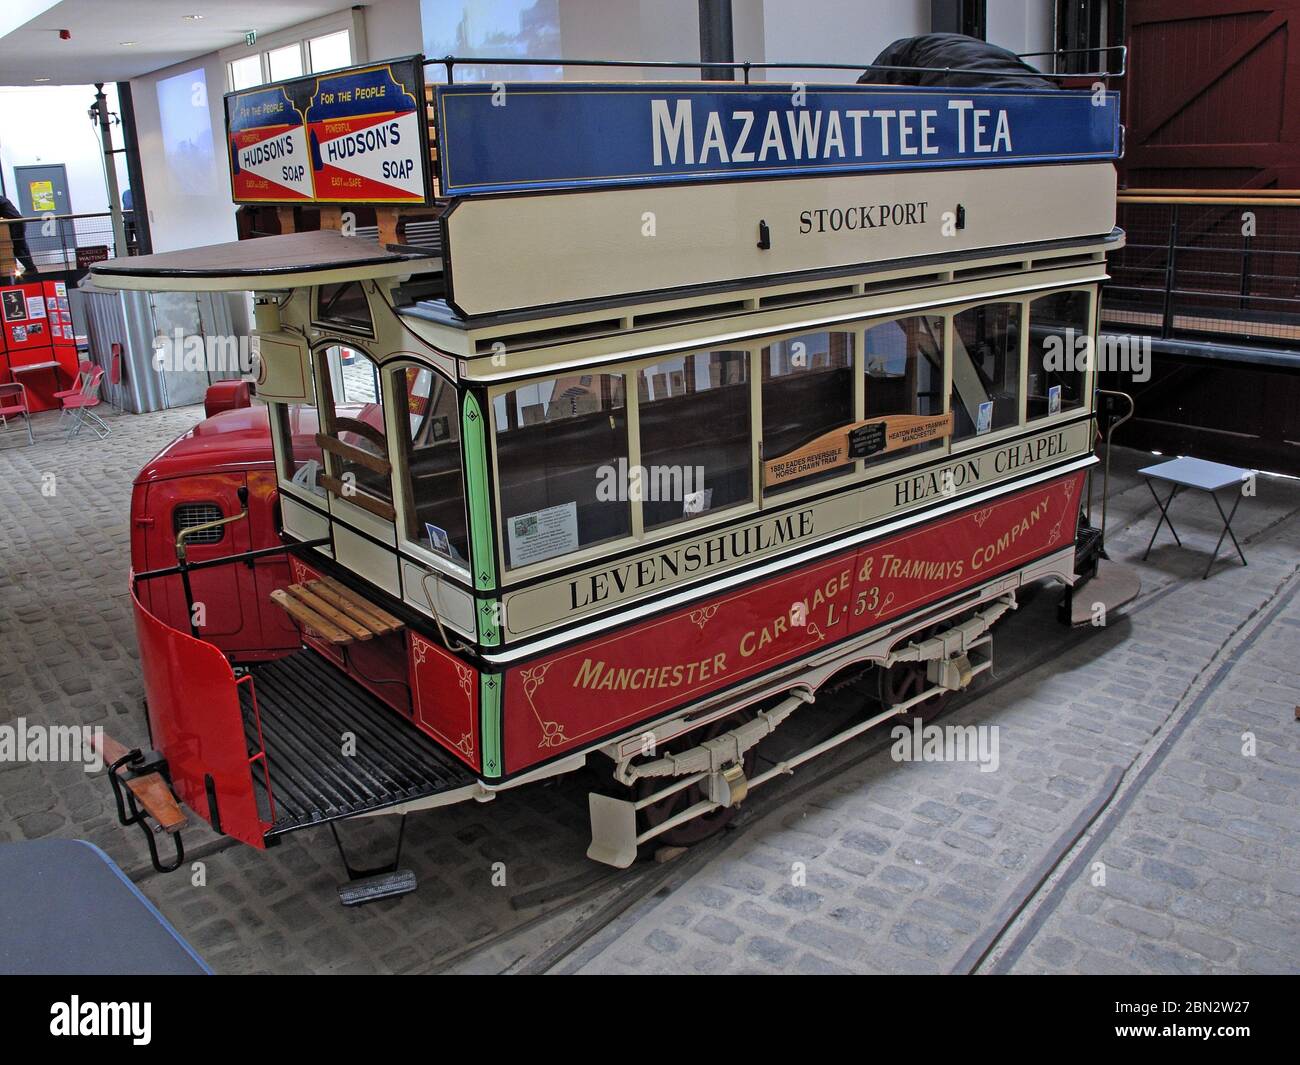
(108, 343, 123, 410)
(54, 358, 94, 421)
(62, 365, 109, 440)
(0, 381, 35, 445)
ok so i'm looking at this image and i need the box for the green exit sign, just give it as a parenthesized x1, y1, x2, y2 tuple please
(245, 30, 257, 47)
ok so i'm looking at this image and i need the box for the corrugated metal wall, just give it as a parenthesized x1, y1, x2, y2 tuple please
(71, 279, 251, 413)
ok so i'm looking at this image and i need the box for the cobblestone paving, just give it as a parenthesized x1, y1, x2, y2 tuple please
(560, 470, 1300, 974)
(1, 403, 1297, 974)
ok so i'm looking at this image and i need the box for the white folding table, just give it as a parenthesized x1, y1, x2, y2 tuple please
(1139, 456, 1249, 580)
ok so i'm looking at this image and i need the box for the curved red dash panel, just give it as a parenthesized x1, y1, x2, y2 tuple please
(132, 580, 269, 848)
(503, 472, 1084, 773)
(410, 631, 480, 770)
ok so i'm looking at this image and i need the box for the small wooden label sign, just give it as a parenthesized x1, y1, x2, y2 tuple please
(763, 412, 953, 487)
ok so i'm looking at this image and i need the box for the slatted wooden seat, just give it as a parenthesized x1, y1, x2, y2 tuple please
(271, 576, 404, 646)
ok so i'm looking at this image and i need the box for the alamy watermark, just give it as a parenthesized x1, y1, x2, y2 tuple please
(0, 718, 104, 773)
(152, 328, 258, 376)
(596, 459, 709, 511)
(1043, 328, 1151, 383)
(890, 719, 1000, 773)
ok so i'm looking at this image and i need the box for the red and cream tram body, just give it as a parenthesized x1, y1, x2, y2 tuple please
(94, 52, 1125, 881)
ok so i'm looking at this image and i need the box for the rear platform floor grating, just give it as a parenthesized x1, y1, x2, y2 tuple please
(238, 650, 478, 838)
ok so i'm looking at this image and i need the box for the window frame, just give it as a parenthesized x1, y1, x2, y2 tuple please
(312, 340, 397, 526)
(634, 349, 757, 533)
(313, 280, 377, 338)
(852, 312, 953, 484)
(387, 360, 472, 581)
(947, 295, 1030, 456)
(1024, 285, 1096, 426)
(489, 369, 641, 577)
(219, 9, 362, 93)
(485, 283, 1097, 582)
(757, 328, 862, 502)
(270, 346, 330, 511)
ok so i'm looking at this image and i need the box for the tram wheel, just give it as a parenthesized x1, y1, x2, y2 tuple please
(634, 711, 757, 849)
(879, 623, 955, 722)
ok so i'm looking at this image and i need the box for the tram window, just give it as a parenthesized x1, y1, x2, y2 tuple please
(281, 401, 327, 499)
(495, 373, 631, 568)
(1027, 290, 1090, 420)
(761, 331, 854, 493)
(319, 345, 393, 506)
(637, 351, 751, 528)
(950, 303, 1021, 440)
(863, 315, 945, 462)
(392, 367, 469, 565)
(316, 281, 373, 333)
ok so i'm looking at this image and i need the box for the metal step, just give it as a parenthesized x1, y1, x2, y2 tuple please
(239, 650, 478, 838)
(1066, 559, 1142, 626)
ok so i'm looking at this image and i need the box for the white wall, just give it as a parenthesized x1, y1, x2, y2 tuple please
(0, 84, 125, 216)
(987, 0, 1054, 61)
(125, 0, 419, 254)
(366, 0, 424, 59)
(556, 0, 698, 79)
(129, 51, 237, 253)
(749, 0, 931, 84)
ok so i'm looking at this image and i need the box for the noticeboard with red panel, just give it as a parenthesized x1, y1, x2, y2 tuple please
(0, 280, 78, 412)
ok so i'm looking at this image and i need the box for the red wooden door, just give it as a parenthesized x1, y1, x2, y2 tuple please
(1124, 0, 1300, 189)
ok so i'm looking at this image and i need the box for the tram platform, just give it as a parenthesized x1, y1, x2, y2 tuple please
(239, 650, 478, 839)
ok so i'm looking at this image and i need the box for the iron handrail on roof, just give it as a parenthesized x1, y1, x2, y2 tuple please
(424, 45, 1127, 84)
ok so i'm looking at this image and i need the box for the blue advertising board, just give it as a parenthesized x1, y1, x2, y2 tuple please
(435, 82, 1121, 197)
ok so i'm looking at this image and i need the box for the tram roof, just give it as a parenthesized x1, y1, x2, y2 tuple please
(90, 231, 438, 292)
(91, 51, 1123, 307)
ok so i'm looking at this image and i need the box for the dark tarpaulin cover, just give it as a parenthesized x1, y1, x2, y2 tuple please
(859, 33, 1055, 90)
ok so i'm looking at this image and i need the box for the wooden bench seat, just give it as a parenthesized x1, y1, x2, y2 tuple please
(271, 576, 405, 646)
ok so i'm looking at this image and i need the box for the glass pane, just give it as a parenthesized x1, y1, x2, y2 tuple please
(761, 331, 854, 492)
(308, 30, 351, 73)
(637, 351, 751, 528)
(864, 315, 945, 462)
(282, 402, 326, 499)
(394, 367, 469, 564)
(495, 373, 630, 568)
(228, 54, 263, 91)
(267, 44, 303, 82)
(950, 303, 1021, 440)
(324, 345, 391, 504)
(1027, 290, 1091, 419)
(316, 280, 373, 331)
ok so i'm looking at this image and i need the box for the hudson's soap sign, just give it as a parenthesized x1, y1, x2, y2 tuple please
(225, 57, 429, 205)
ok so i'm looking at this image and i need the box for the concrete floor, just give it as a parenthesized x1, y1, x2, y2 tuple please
(0, 402, 1297, 974)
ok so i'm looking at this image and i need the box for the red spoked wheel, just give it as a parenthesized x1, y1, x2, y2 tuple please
(634, 711, 757, 848)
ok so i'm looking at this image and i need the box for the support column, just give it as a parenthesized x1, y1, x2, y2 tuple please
(699, 0, 735, 81)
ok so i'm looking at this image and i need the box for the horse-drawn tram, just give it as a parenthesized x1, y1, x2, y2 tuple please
(89, 49, 1127, 896)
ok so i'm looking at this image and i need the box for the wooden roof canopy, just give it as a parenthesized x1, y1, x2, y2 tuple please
(89, 230, 438, 292)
